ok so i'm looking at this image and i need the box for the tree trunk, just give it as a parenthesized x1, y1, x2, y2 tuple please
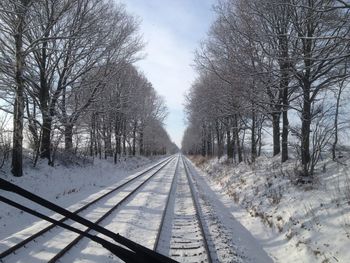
(201, 137, 206, 156)
(139, 127, 144, 155)
(272, 113, 281, 156)
(38, 29, 52, 162)
(207, 127, 212, 157)
(90, 113, 96, 157)
(227, 128, 233, 160)
(216, 121, 223, 159)
(281, 64, 289, 163)
(281, 106, 289, 162)
(232, 129, 237, 162)
(11, 80, 25, 177)
(40, 115, 52, 161)
(279, 25, 290, 163)
(122, 120, 126, 156)
(257, 117, 263, 157)
(26, 97, 39, 152)
(64, 124, 73, 152)
(96, 116, 101, 159)
(11, 1, 31, 177)
(104, 122, 112, 159)
(332, 81, 343, 161)
(132, 121, 137, 156)
(301, 89, 311, 176)
(201, 125, 206, 157)
(251, 108, 257, 162)
(114, 120, 121, 163)
(234, 114, 243, 163)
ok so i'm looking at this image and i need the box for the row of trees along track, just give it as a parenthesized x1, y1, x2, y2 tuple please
(0, 156, 177, 263)
(0, 0, 178, 177)
(182, 0, 350, 179)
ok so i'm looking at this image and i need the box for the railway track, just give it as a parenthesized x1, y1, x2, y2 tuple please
(1, 154, 217, 262)
(0, 155, 176, 263)
(154, 156, 214, 263)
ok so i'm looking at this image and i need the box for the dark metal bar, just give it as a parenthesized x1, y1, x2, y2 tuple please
(0, 195, 142, 263)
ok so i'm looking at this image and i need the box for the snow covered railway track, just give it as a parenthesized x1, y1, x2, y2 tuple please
(0, 156, 176, 263)
(154, 157, 213, 263)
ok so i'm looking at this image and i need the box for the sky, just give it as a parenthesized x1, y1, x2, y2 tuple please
(118, 0, 216, 147)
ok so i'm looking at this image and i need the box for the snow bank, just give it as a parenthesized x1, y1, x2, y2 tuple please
(191, 155, 350, 263)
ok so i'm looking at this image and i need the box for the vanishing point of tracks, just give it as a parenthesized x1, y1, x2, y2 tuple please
(0, 155, 215, 263)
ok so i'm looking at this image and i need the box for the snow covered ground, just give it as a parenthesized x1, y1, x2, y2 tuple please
(190, 154, 350, 263)
(0, 155, 165, 241)
(4, 152, 346, 262)
(184, 157, 273, 263)
(0, 154, 277, 263)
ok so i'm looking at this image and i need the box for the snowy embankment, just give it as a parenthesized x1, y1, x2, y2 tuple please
(0, 155, 165, 240)
(190, 155, 350, 263)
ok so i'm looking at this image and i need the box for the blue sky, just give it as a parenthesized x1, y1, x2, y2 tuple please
(118, 0, 216, 147)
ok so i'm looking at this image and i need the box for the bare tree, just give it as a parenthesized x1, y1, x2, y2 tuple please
(184, 0, 350, 180)
(0, 0, 34, 176)
(0, 0, 174, 176)
(290, 0, 349, 177)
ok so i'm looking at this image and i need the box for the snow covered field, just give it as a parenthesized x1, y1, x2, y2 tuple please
(3, 152, 348, 263)
(1, 154, 277, 263)
(191, 155, 350, 263)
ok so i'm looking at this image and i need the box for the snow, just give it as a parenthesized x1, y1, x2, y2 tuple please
(184, 157, 273, 263)
(190, 154, 350, 263)
(64, 157, 178, 262)
(0, 154, 275, 263)
(0, 156, 166, 246)
(4, 153, 346, 262)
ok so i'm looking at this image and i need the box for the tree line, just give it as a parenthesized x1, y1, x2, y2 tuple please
(182, 0, 350, 179)
(0, 0, 177, 177)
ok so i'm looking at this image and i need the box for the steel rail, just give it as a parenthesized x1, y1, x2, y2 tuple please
(182, 156, 213, 263)
(153, 155, 180, 252)
(152, 154, 214, 262)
